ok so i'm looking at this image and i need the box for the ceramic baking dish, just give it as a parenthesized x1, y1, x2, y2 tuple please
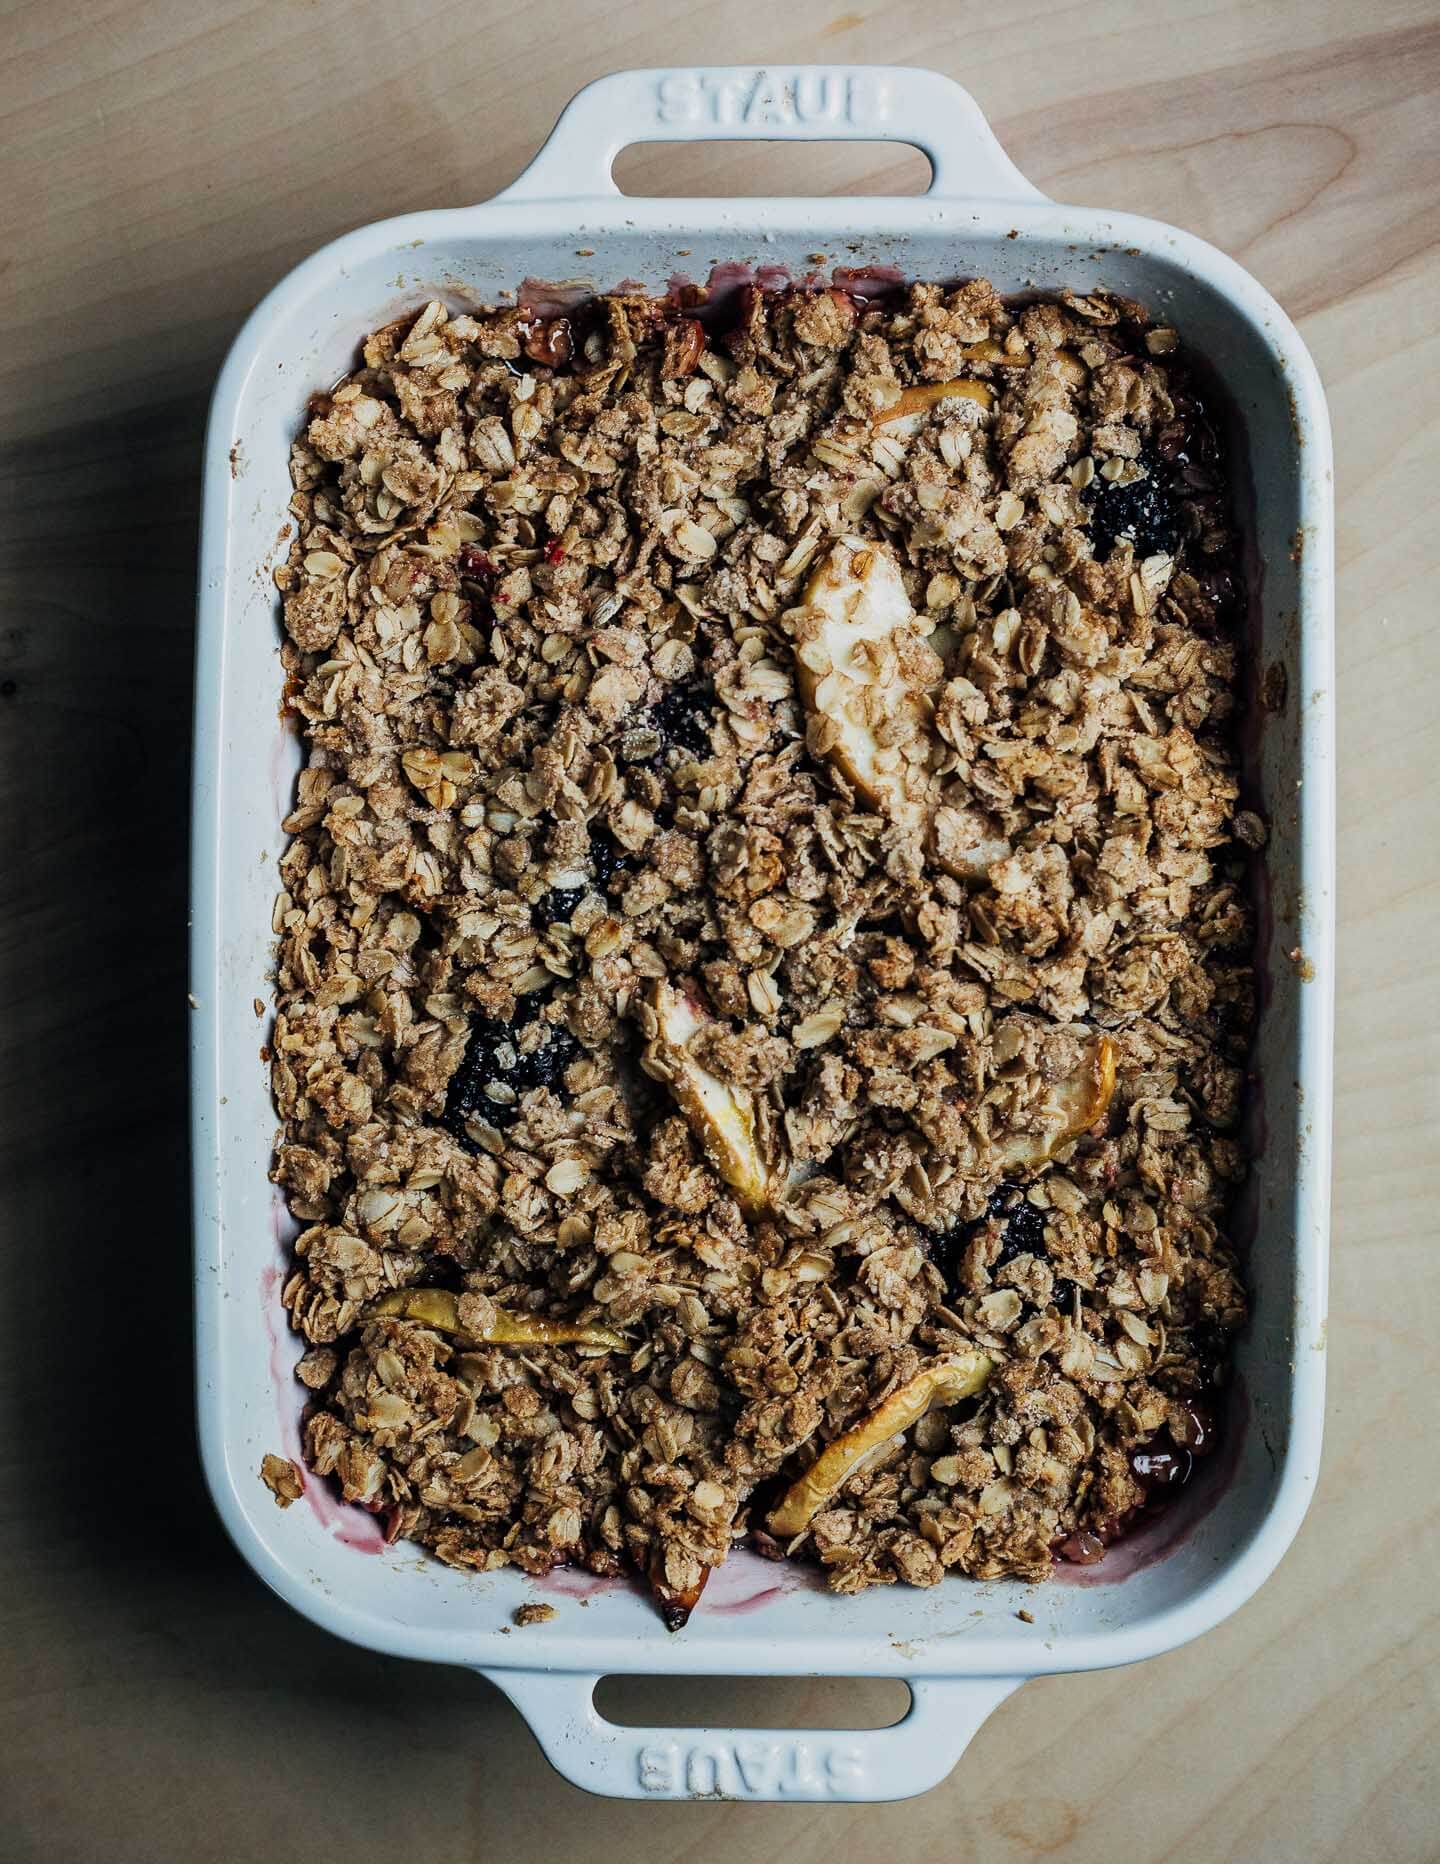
(192, 65, 1335, 1803)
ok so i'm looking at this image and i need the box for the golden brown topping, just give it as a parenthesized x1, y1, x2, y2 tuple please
(274, 280, 1249, 1609)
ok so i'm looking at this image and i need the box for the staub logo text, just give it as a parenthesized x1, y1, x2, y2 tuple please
(655, 70, 891, 130)
(636, 1737, 867, 1798)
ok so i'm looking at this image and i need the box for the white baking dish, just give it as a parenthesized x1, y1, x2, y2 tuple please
(192, 65, 1334, 1803)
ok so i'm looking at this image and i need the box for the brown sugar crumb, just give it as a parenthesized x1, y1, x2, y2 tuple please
(260, 1453, 304, 1508)
(1016, 1607, 1036, 1624)
(269, 278, 1253, 1621)
(513, 1602, 558, 1627)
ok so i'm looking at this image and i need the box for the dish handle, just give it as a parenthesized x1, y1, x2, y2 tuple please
(479, 1667, 1023, 1802)
(494, 65, 1045, 205)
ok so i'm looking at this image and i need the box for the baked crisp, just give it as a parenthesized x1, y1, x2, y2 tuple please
(269, 278, 1252, 1619)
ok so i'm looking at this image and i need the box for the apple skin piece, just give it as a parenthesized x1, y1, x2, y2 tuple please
(641, 979, 773, 1213)
(371, 1287, 628, 1353)
(794, 539, 939, 828)
(767, 1350, 994, 1540)
(993, 1033, 1117, 1175)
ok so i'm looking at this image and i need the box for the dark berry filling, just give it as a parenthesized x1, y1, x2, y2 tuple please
(532, 832, 632, 927)
(1055, 1394, 1223, 1564)
(649, 684, 716, 760)
(1055, 1530, 1106, 1566)
(1052, 1275, 1082, 1312)
(1083, 454, 1181, 560)
(994, 1195, 1044, 1265)
(1082, 368, 1230, 569)
(458, 545, 498, 580)
(588, 828, 633, 893)
(1129, 1444, 1194, 1494)
(443, 995, 578, 1142)
(1187, 1322, 1231, 1391)
(927, 1183, 1044, 1297)
(532, 883, 587, 930)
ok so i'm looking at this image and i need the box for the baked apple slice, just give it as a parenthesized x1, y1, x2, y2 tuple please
(873, 376, 994, 439)
(768, 1349, 993, 1540)
(372, 1287, 628, 1352)
(640, 979, 772, 1212)
(648, 1546, 710, 1633)
(993, 1034, 1117, 1175)
(792, 539, 940, 827)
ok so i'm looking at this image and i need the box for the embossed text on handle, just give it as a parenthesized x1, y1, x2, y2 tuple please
(636, 1737, 867, 1798)
(655, 70, 891, 132)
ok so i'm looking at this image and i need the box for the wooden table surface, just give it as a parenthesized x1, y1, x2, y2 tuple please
(3, 2, 1437, 1858)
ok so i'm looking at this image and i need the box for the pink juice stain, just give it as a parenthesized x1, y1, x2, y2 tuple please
(706, 1582, 785, 1616)
(1051, 1376, 1249, 1586)
(259, 1235, 383, 1556)
(534, 1547, 803, 1618)
(705, 1548, 809, 1616)
(536, 1567, 616, 1602)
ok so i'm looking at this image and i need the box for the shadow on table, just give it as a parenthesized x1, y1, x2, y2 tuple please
(0, 381, 550, 1770)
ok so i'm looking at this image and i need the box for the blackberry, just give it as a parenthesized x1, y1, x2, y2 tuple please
(927, 1183, 1044, 1297)
(994, 1195, 1044, 1267)
(1052, 1275, 1082, 1312)
(532, 883, 587, 930)
(443, 995, 578, 1143)
(1083, 453, 1181, 560)
(649, 684, 715, 760)
(588, 828, 632, 893)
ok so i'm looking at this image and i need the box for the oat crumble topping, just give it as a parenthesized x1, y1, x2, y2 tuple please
(269, 278, 1252, 1621)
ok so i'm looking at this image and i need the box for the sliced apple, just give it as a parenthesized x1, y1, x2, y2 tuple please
(961, 338, 1027, 367)
(641, 980, 772, 1212)
(874, 378, 995, 426)
(993, 1033, 1117, 1175)
(768, 1350, 994, 1540)
(648, 1546, 710, 1633)
(793, 539, 936, 827)
(372, 1287, 628, 1353)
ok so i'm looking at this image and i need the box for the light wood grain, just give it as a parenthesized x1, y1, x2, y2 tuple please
(2, 2, 1438, 1858)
